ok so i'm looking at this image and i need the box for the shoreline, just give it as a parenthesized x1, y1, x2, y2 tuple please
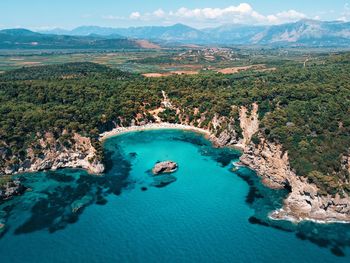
(268, 209, 350, 224)
(3, 122, 349, 224)
(99, 122, 245, 152)
(99, 123, 212, 141)
(101, 124, 349, 224)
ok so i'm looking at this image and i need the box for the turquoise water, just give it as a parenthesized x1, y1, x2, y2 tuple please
(0, 130, 350, 263)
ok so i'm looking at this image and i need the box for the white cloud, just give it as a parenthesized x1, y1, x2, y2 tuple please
(266, 10, 306, 24)
(128, 3, 307, 26)
(130, 12, 141, 20)
(153, 9, 165, 18)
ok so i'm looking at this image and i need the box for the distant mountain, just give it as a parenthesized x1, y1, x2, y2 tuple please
(0, 29, 156, 49)
(40, 20, 350, 46)
(42, 26, 124, 38)
(203, 24, 268, 45)
(250, 20, 350, 45)
(114, 24, 208, 42)
(42, 24, 208, 43)
(204, 20, 350, 46)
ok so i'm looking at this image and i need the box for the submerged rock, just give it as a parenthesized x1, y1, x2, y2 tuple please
(152, 161, 178, 175)
(152, 174, 177, 188)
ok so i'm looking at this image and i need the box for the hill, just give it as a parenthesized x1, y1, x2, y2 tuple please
(0, 29, 155, 50)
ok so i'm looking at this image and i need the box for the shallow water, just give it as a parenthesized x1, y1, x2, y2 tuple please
(0, 130, 350, 263)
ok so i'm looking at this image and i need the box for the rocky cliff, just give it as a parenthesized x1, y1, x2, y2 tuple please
(1, 132, 104, 177)
(241, 137, 350, 222)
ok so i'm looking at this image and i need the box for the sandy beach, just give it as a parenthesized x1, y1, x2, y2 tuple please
(99, 123, 211, 141)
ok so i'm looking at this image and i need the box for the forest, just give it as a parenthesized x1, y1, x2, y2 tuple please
(0, 53, 350, 196)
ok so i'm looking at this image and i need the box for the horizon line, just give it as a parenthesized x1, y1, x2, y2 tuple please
(1, 18, 348, 32)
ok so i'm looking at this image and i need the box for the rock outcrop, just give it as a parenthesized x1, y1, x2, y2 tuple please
(0, 179, 27, 200)
(241, 137, 350, 222)
(238, 103, 259, 148)
(152, 161, 178, 175)
(1, 132, 104, 176)
(240, 138, 291, 189)
(207, 103, 259, 149)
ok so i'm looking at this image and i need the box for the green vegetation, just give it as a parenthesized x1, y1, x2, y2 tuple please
(0, 29, 142, 50)
(0, 53, 350, 195)
(0, 175, 12, 187)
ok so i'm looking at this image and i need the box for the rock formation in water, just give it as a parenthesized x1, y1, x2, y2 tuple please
(0, 179, 27, 201)
(152, 161, 178, 175)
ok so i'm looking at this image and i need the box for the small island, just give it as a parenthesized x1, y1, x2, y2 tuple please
(151, 161, 178, 188)
(152, 161, 178, 175)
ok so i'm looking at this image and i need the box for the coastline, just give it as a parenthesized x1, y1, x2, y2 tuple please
(98, 124, 350, 224)
(269, 209, 350, 224)
(99, 123, 212, 141)
(2, 122, 349, 224)
(99, 122, 245, 152)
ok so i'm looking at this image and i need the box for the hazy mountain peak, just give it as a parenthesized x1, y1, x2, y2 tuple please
(33, 20, 350, 46)
(0, 28, 39, 36)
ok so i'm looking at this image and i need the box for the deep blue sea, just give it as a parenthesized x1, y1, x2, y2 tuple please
(0, 130, 350, 263)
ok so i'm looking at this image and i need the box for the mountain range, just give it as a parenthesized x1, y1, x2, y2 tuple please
(0, 28, 148, 50)
(1, 20, 349, 49)
(40, 20, 350, 46)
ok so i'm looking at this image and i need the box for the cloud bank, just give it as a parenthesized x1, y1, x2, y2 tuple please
(338, 3, 350, 21)
(121, 3, 307, 26)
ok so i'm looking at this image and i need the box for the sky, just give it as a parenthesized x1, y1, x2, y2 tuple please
(0, 0, 349, 29)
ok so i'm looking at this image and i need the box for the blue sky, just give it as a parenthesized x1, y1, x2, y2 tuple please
(0, 0, 349, 29)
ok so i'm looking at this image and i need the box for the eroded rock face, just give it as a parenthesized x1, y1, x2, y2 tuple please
(206, 104, 259, 149)
(241, 137, 350, 222)
(152, 161, 178, 175)
(239, 103, 259, 148)
(240, 138, 291, 189)
(1, 133, 105, 176)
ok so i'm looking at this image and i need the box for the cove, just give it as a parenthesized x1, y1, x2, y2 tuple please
(0, 129, 350, 263)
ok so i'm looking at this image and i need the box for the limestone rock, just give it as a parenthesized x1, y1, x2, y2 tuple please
(0, 179, 27, 200)
(240, 136, 350, 222)
(1, 132, 105, 176)
(152, 161, 178, 175)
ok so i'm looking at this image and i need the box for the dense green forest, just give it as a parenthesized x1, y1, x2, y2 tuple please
(0, 54, 350, 196)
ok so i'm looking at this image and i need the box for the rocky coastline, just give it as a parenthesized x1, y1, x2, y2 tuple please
(1, 93, 349, 223)
(0, 179, 27, 201)
(98, 103, 350, 223)
(240, 138, 350, 223)
(1, 133, 104, 177)
(0, 132, 105, 201)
